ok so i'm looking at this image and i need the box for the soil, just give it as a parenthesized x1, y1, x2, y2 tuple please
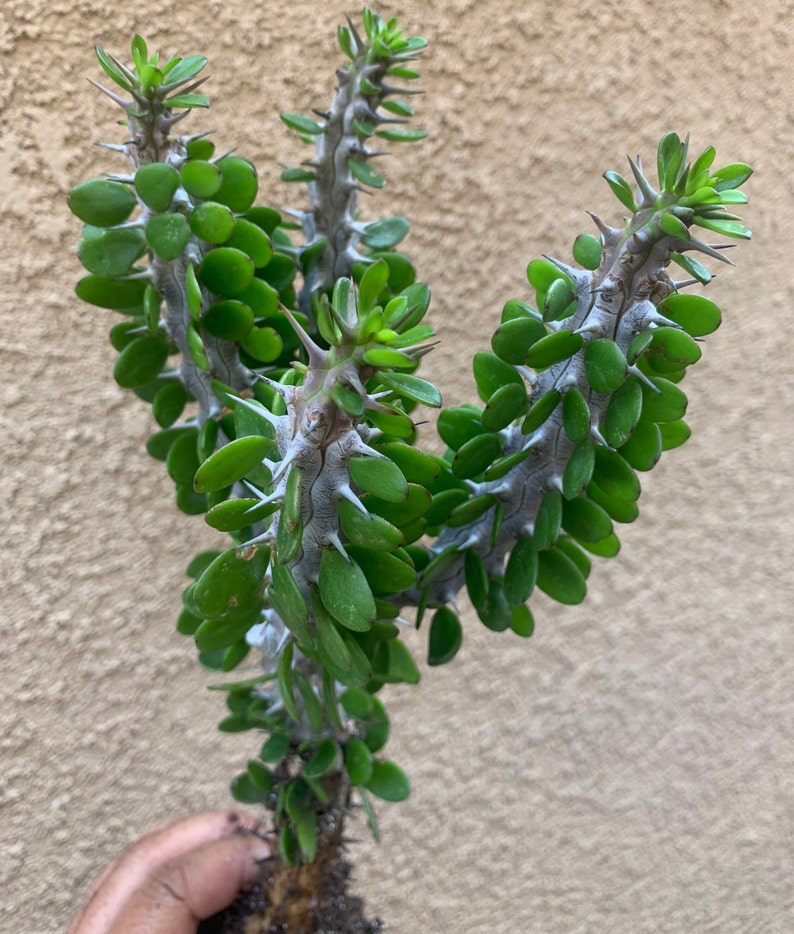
(198, 849, 384, 934)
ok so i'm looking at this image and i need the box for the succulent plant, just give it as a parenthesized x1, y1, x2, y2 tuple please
(69, 8, 751, 927)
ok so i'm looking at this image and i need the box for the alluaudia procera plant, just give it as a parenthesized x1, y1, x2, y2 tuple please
(70, 8, 751, 927)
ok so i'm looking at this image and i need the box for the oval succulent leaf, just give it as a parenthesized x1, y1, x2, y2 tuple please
(349, 456, 408, 503)
(78, 229, 146, 277)
(189, 201, 237, 244)
(69, 179, 137, 226)
(584, 339, 627, 393)
(659, 293, 721, 337)
(318, 549, 376, 632)
(193, 546, 268, 620)
(113, 335, 168, 388)
(427, 607, 462, 666)
(525, 330, 584, 370)
(504, 536, 538, 605)
(199, 247, 255, 297)
(451, 432, 503, 480)
(366, 760, 410, 802)
(194, 435, 276, 493)
(215, 156, 259, 212)
(536, 546, 588, 605)
(146, 213, 192, 261)
(135, 162, 180, 212)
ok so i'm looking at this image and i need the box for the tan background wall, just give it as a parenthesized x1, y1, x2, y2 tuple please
(2, 0, 792, 931)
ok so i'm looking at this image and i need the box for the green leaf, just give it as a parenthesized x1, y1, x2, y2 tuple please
(464, 550, 488, 613)
(619, 420, 662, 471)
(69, 179, 137, 227)
(304, 739, 339, 779)
(694, 216, 751, 239)
(165, 92, 209, 109)
(543, 277, 577, 322)
(562, 387, 591, 443)
(215, 156, 259, 212)
(163, 55, 208, 87)
(269, 563, 311, 645)
(346, 545, 416, 594)
(358, 259, 390, 314)
(318, 549, 376, 632)
(377, 372, 441, 408)
(349, 455, 408, 503)
(361, 216, 410, 249)
(472, 351, 523, 401)
(375, 127, 428, 142)
(202, 300, 254, 341)
(230, 772, 267, 804)
(451, 432, 503, 480)
(78, 228, 146, 277)
(153, 380, 188, 428)
(76, 275, 148, 310)
(504, 536, 538, 605)
(491, 316, 546, 365)
(337, 500, 404, 551)
(572, 233, 602, 270)
(365, 483, 430, 527)
(584, 340, 627, 393)
(659, 293, 721, 337)
(481, 382, 529, 432)
(94, 45, 135, 91)
(602, 377, 642, 448)
(525, 330, 584, 370)
(135, 163, 180, 212)
(113, 335, 168, 388)
(603, 170, 637, 211)
(344, 737, 374, 785)
(145, 213, 192, 261)
(437, 405, 484, 450)
(427, 607, 462, 666)
(349, 158, 386, 189)
(181, 159, 223, 199)
(561, 495, 613, 543)
(510, 604, 535, 637)
(194, 435, 274, 493)
(533, 490, 562, 549)
(712, 162, 752, 191)
(522, 389, 562, 433)
(281, 166, 316, 183)
(478, 577, 512, 632)
(193, 546, 268, 620)
(227, 218, 273, 267)
(247, 760, 275, 793)
(371, 442, 440, 486)
(194, 612, 259, 652)
(670, 252, 712, 284)
(293, 671, 324, 733)
(280, 112, 325, 135)
(592, 447, 641, 502)
(536, 546, 588, 604)
(340, 687, 374, 721)
(189, 201, 237, 244)
(526, 258, 565, 292)
(199, 247, 255, 298)
(446, 493, 496, 528)
(243, 325, 283, 363)
(366, 760, 410, 802)
(659, 419, 691, 450)
(562, 441, 595, 500)
(640, 376, 688, 422)
(278, 641, 300, 722)
(165, 434, 199, 486)
(647, 327, 702, 367)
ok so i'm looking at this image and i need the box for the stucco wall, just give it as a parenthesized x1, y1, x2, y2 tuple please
(2, 1, 792, 931)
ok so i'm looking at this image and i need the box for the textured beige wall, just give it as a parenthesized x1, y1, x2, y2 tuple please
(2, 0, 792, 931)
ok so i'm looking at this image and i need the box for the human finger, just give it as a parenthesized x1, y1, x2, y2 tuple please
(68, 811, 263, 934)
(107, 830, 271, 934)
